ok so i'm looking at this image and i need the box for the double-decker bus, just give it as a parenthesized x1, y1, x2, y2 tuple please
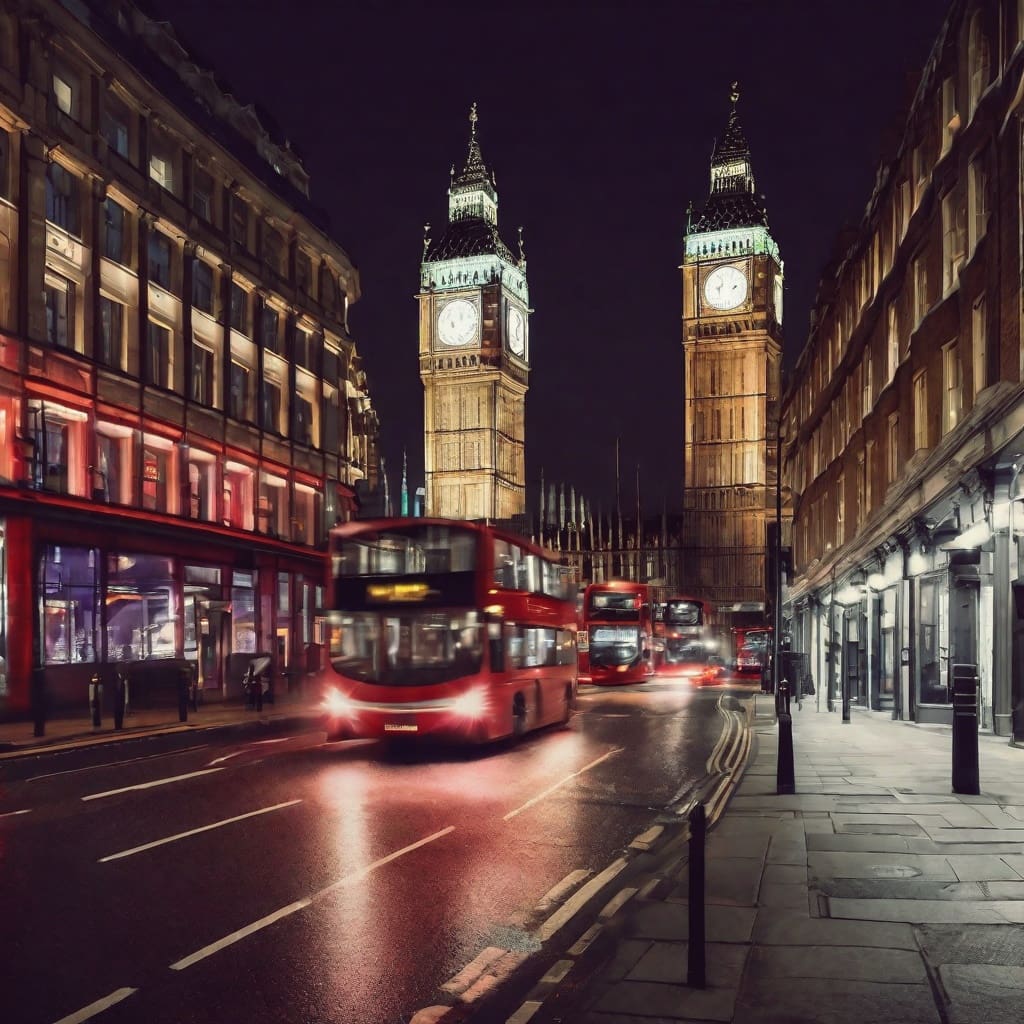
(656, 596, 724, 683)
(733, 625, 772, 675)
(580, 581, 655, 685)
(321, 519, 578, 743)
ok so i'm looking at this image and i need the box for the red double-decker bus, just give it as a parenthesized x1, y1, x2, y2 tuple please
(656, 596, 725, 684)
(733, 625, 772, 675)
(321, 519, 578, 743)
(580, 581, 655, 685)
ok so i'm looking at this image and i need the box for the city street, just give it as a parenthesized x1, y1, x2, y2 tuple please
(1, 680, 752, 1024)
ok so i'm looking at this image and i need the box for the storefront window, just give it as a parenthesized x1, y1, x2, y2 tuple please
(918, 574, 948, 704)
(187, 448, 217, 521)
(28, 399, 88, 495)
(107, 553, 177, 660)
(231, 570, 257, 654)
(95, 423, 133, 503)
(39, 545, 99, 664)
(0, 391, 17, 484)
(880, 587, 897, 698)
(258, 471, 287, 538)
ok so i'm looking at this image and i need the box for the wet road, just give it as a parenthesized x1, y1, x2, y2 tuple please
(0, 679, 753, 1024)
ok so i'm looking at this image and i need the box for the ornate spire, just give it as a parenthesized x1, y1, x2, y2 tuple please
(452, 101, 496, 199)
(712, 80, 750, 164)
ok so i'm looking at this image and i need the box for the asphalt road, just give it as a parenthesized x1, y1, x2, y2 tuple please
(0, 678, 752, 1024)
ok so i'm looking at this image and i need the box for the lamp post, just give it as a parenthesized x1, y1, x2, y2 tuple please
(773, 425, 783, 697)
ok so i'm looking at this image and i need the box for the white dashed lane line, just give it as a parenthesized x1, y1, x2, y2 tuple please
(51, 987, 137, 1024)
(1, 808, 32, 819)
(81, 767, 225, 802)
(98, 799, 303, 862)
(27, 744, 210, 782)
(503, 748, 622, 821)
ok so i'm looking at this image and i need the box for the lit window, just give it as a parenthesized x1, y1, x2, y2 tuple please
(261, 304, 280, 353)
(191, 342, 215, 406)
(149, 151, 174, 192)
(223, 461, 255, 530)
(52, 70, 76, 118)
(95, 423, 132, 503)
(913, 254, 929, 325)
(913, 371, 928, 450)
(146, 320, 171, 389)
(187, 449, 217, 521)
(940, 77, 958, 154)
(968, 13, 991, 117)
(941, 191, 966, 293)
(942, 342, 961, 435)
(44, 274, 74, 349)
(886, 302, 899, 382)
(229, 361, 251, 421)
(258, 471, 288, 538)
(968, 157, 989, 255)
(39, 545, 99, 664)
(141, 436, 178, 515)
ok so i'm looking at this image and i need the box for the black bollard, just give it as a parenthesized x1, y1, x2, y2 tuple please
(687, 802, 706, 989)
(951, 664, 980, 795)
(90, 672, 102, 728)
(113, 671, 125, 730)
(777, 710, 795, 794)
(31, 666, 46, 738)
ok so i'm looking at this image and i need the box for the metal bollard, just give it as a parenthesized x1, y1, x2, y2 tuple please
(951, 664, 980, 795)
(89, 672, 102, 728)
(777, 709, 795, 795)
(113, 671, 126, 730)
(687, 802, 706, 989)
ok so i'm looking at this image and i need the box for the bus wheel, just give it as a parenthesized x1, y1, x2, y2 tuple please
(512, 693, 527, 737)
(560, 685, 573, 726)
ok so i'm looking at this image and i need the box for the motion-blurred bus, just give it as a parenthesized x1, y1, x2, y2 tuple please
(733, 625, 772, 675)
(580, 581, 655, 685)
(321, 519, 577, 743)
(656, 596, 725, 685)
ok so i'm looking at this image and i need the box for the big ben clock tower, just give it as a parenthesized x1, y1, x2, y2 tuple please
(681, 84, 783, 612)
(419, 104, 530, 522)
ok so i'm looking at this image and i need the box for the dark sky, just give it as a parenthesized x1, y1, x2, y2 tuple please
(150, 0, 947, 514)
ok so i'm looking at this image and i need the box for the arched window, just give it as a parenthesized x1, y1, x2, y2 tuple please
(968, 11, 991, 117)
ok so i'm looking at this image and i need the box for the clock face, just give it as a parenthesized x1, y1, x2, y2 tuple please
(703, 265, 748, 311)
(508, 308, 526, 357)
(437, 298, 479, 347)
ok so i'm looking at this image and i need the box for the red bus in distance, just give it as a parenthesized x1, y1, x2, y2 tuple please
(657, 596, 725, 685)
(581, 581, 655, 685)
(321, 519, 578, 743)
(733, 625, 772, 675)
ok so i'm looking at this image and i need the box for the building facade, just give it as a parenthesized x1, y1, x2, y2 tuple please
(681, 86, 784, 616)
(783, 0, 1024, 739)
(0, 0, 379, 715)
(419, 105, 529, 522)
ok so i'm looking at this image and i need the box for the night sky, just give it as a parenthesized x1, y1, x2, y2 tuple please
(150, 0, 947, 514)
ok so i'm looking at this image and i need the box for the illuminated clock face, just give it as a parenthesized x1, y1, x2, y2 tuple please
(703, 265, 748, 311)
(437, 298, 479, 347)
(508, 308, 526, 357)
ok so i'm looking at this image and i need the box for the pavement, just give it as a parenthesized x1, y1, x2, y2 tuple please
(5, 683, 1024, 1023)
(522, 695, 1024, 1024)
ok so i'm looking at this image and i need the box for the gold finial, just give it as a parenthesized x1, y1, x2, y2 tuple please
(423, 222, 431, 256)
(469, 102, 478, 136)
(730, 81, 740, 106)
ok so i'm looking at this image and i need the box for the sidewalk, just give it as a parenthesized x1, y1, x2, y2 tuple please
(0, 688, 327, 759)
(546, 697, 1024, 1024)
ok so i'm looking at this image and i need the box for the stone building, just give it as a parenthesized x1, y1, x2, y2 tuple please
(419, 105, 529, 522)
(681, 86, 784, 619)
(783, 0, 1024, 739)
(0, 0, 378, 715)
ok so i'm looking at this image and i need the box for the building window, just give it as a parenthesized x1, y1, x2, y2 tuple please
(101, 97, 130, 158)
(941, 191, 966, 293)
(192, 260, 214, 313)
(223, 461, 255, 530)
(98, 296, 124, 369)
(887, 413, 899, 484)
(230, 195, 249, 249)
(836, 474, 845, 545)
(28, 400, 87, 495)
(295, 328, 311, 370)
(856, 454, 865, 527)
(942, 342, 961, 435)
(296, 251, 313, 296)
(913, 370, 928, 450)
(968, 157, 989, 255)
(230, 283, 249, 334)
(886, 302, 899, 382)
(95, 423, 131, 504)
(940, 77, 957, 154)
(262, 223, 284, 276)
(862, 354, 872, 418)
(294, 395, 314, 446)
(44, 274, 74, 349)
(187, 449, 217, 521)
(912, 144, 927, 208)
(149, 145, 175, 193)
(103, 198, 129, 264)
(146, 321, 170, 389)
(39, 545, 99, 665)
(148, 232, 172, 289)
(229, 361, 250, 421)
(107, 554, 177, 661)
(51, 68, 78, 119)
(45, 162, 81, 236)
(191, 343, 214, 405)
(968, 13, 991, 118)
(898, 180, 911, 240)
(293, 484, 318, 546)
(261, 303, 280, 353)
(262, 377, 282, 434)
(141, 439, 176, 514)
(192, 167, 214, 222)
(0, 128, 9, 200)
(258, 473, 288, 538)
(972, 295, 987, 399)
(913, 254, 928, 326)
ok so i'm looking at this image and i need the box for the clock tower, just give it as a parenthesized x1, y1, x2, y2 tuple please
(681, 84, 783, 612)
(419, 105, 530, 521)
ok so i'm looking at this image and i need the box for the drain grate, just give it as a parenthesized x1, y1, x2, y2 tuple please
(918, 924, 1024, 966)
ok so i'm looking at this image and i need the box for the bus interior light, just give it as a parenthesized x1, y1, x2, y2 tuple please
(451, 688, 488, 719)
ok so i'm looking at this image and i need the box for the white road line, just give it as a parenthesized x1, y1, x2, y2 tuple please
(170, 825, 456, 970)
(503, 749, 622, 821)
(250, 736, 297, 745)
(82, 767, 224, 802)
(507, 1000, 543, 1024)
(538, 856, 628, 940)
(99, 799, 303, 862)
(207, 751, 245, 766)
(1, 808, 32, 818)
(52, 987, 137, 1024)
(27, 745, 209, 781)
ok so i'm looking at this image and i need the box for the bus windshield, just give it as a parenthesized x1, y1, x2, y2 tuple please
(330, 609, 483, 686)
(588, 591, 641, 620)
(665, 601, 701, 626)
(589, 625, 641, 667)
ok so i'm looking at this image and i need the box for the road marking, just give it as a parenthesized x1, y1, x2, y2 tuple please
(507, 1001, 543, 1024)
(538, 856, 628, 940)
(27, 745, 209, 781)
(52, 987, 137, 1024)
(1, 808, 32, 819)
(99, 799, 303, 862)
(250, 736, 297, 745)
(171, 825, 455, 970)
(82, 767, 224, 801)
(503, 748, 622, 821)
(207, 751, 245, 765)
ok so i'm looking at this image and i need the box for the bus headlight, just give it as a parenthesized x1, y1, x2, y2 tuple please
(323, 689, 356, 717)
(451, 688, 488, 719)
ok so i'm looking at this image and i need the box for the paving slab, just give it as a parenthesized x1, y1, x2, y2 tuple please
(756, 881, 810, 910)
(946, 855, 1024, 882)
(917, 922, 1024, 966)
(744, 944, 928, 983)
(828, 897, 1024, 924)
(818, 878, 1024, 901)
(733, 976, 941, 1024)
(626, 941, 748, 986)
(590, 978, 737, 1022)
(761, 863, 806, 886)
(705, 833, 771, 860)
(809, 851, 957, 881)
(750, 910, 918, 949)
(940, 964, 1024, 1024)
